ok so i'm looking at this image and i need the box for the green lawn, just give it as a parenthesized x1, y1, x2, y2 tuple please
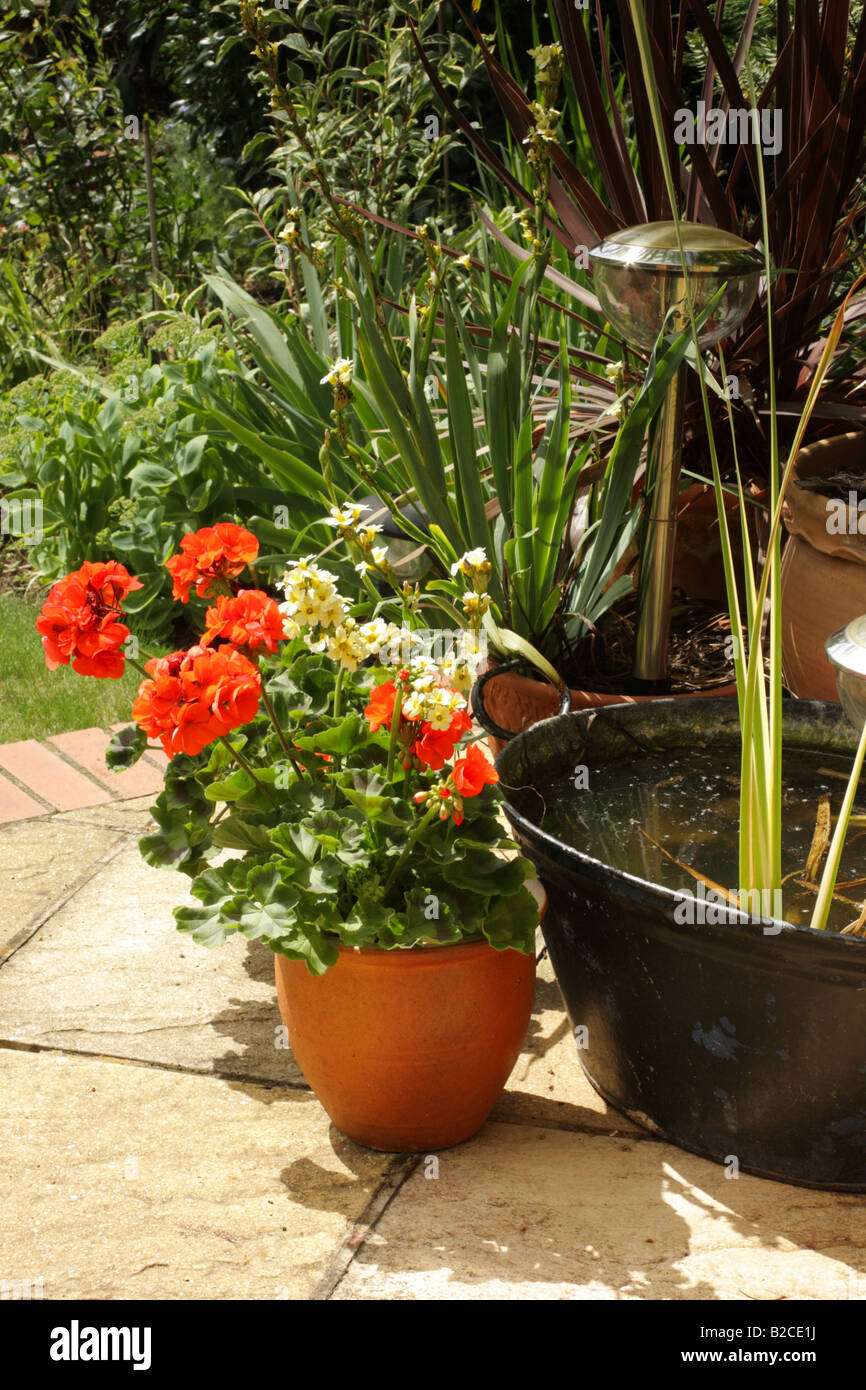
(0, 591, 142, 742)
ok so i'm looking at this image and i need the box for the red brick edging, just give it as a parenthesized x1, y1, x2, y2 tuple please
(0, 725, 165, 824)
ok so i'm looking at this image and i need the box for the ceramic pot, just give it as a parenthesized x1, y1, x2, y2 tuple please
(275, 936, 536, 1152)
(781, 431, 866, 700)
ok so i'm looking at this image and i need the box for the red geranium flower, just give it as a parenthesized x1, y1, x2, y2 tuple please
(412, 707, 472, 771)
(166, 523, 259, 603)
(132, 644, 261, 758)
(364, 681, 398, 732)
(451, 741, 499, 797)
(36, 560, 142, 679)
(203, 589, 285, 653)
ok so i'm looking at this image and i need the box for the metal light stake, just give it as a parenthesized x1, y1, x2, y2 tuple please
(589, 222, 763, 690)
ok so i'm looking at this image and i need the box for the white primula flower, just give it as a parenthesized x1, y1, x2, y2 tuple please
(317, 595, 347, 630)
(310, 580, 340, 608)
(358, 617, 392, 655)
(326, 622, 366, 672)
(278, 556, 319, 594)
(398, 677, 467, 729)
(463, 547, 488, 568)
(410, 669, 439, 695)
(401, 691, 426, 722)
(450, 658, 473, 693)
(424, 687, 467, 731)
(437, 654, 457, 680)
(296, 594, 324, 626)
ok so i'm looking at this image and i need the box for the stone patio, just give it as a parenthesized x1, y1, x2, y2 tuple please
(2, 746, 866, 1300)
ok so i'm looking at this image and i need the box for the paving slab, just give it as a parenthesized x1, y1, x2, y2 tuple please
(0, 841, 304, 1084)
(52, 794, 159, 833)
(333, 1121, 866, 1301)
(495, 951, 638, 1136)
(0, 826, 635, 1125)
(0, 818, 124, 955)
(0, 1048, 393, 1300)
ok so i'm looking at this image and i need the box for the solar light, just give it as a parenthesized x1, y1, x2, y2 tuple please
(827, 616, 866, 728)
(589, 221, 763, 688)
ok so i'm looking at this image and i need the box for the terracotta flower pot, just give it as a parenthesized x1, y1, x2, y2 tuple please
(671, 481, 768, 602)
(275, 936, 536, 1152)
(781, 432, 866, 701)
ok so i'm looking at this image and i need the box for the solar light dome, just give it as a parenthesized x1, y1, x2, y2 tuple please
(589, 221, 764, 350)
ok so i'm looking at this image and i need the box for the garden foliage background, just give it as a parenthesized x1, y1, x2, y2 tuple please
(2, 0, 865, 735)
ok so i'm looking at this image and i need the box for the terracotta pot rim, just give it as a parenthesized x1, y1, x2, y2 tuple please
(276, 936, 536, 968)
(484, 659, 738, 705)
(783, 432, 866, 565)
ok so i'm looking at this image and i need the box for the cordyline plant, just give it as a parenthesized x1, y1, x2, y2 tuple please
(341, 245, 717, 679)
(35, 521, 539, 972)
(413, 0, 866, 474)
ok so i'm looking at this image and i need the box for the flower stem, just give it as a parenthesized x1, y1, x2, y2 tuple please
(218, 735, 280, 807)
(384, 803, 438, 898)
(386, 681, 404, 782)
(260, 683, 305, 780)
(333, 665, 345, 719)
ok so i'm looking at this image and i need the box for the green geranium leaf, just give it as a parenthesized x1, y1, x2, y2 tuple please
(342, 897, 395, 944)
(234, 863, 300, 940)
(206, 767, 274, 807)
(306, 810, 368, 864)
(294, 853, 344, 896)
(212, 815, 274, 852)
(269, 926, 340, 977)
(272, 778, 337, 820)
(340, 771, 411, 825)
(482, 883, 540, 954)
(293, 713, 371, 758)
(174, 866, 241, 947)
(139, 792, 212, 870)
(441, 847, 531, 896)
(105, 724, 148, 771)
(196, 740, 235, 779)
(396, 886, 464, 947)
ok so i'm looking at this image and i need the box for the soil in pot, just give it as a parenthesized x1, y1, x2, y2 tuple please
(275, 936, 536, 1153)
(496, 698, 866, 1189)
(479, 599, 738, 753)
